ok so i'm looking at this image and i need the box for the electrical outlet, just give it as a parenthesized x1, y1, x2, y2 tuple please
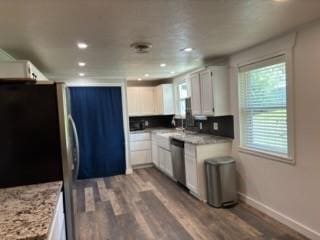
(199, 122, 203, 130)
(145, 120, 149, 127)
(213, 122, 218, 131)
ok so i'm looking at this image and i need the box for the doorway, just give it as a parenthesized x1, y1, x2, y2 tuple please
(69, 86, 126, 179)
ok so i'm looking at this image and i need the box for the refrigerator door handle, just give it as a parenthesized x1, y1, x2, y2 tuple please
(68, 115, 80, 180)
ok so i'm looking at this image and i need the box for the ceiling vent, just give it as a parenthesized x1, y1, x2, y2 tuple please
(130, 42, 152, 54)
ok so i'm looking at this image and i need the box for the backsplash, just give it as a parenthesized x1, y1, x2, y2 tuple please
(129, 115, 174, 130)
(175, 116, 234, 139)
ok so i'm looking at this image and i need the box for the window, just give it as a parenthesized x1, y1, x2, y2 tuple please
(239, 55, 291, 158)
(176, 81, 188, 117)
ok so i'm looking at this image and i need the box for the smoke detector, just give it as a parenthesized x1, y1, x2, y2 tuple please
(130, 42, 152, 54)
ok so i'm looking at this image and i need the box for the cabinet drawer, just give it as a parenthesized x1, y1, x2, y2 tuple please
(157, 137, 171, 151)
(130, 140, 151, 151)
(129, 132, 150, 141)
(130, 150, 152, 165)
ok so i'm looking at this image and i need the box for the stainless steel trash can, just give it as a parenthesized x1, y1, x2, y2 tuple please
(205, 156, 237, 208)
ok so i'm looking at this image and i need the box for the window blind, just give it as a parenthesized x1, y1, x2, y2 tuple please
(239, 55, 288, 156)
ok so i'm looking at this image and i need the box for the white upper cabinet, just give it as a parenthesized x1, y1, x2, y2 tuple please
(0, 60, 48, 81)
(200, 69, 214, 115)
(190, 73, 201, 115)
(140, 87, 155, 115)
(127, 84, 173, 116)
(127, 87, 155, 116)
(127, 87, 139, 115)
(190, 66, 230, 116)
(155, 84, 174, 115)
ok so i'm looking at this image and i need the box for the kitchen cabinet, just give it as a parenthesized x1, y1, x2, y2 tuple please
(127, 84, 173, 116)
(158, 146, 173, 178)
(184, 141, 232, 201)
(127, 87, 139, 115)
(48, 192, 66, 240)
(129, 132, 152, 166)
(127, 87, 155, 116)
(200, 70, 214, 115)
(140, 87, 155, 114)
(190, 66, 230, 116)
(154, 84, 174, 115)
(152, 142, 159, 167)
(151, 132, 173, 178)
(0, 60, 48, 81)
(190, 72, 201, 115)
(184, 143, 198, 194)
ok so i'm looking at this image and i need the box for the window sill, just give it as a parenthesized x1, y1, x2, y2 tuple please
(238, 147, 295, 165)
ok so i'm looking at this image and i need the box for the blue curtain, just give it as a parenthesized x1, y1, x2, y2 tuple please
(69, 87, 125, 179)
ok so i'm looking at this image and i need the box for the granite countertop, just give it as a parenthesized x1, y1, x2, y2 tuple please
(170, 133, 232, 145)
(0, 181, 63, 240)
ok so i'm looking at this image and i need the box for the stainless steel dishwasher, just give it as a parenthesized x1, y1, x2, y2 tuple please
(170, 139, 186, 186)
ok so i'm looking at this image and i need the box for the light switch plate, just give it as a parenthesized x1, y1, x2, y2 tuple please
(213, 122, 218, 130)
(145, 120, 149, 127)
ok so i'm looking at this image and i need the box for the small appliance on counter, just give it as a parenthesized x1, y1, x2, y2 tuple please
(130, 120, 146, 131)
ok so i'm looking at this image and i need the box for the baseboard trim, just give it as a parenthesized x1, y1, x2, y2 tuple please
(125, 168, 133, 175)
(131, 163, 154, 170)
(238, 192, 320, 240)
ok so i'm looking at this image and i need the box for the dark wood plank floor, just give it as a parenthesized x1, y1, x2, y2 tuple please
(73, 167, 308, 240)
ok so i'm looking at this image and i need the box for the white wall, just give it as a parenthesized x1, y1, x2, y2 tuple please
(229, 20, 320, 240)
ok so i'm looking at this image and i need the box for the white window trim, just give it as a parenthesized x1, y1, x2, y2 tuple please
(174, 77, 189, 118)
(237, 50, 295, 165)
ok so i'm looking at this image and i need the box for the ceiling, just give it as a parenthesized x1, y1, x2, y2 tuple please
(0, 0, 320, 82)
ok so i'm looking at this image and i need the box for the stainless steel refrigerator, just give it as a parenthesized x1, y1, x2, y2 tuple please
(0, 81, 79, 240)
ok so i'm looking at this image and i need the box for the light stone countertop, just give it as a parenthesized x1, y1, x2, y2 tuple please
(170, 133, 232, 145)
(130, 128, 233, 145)
(0, 181, 63, 240)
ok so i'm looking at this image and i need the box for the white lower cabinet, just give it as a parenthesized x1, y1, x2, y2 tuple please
(184, 143, 198, 195)
(151, 133, 173, 178)
(184, 142, 232, 202)
(48, 192, 66, 240)
(152, 142, 159, 167)
(130, 150, 152, 165)
(130, 132, 152, 166)
(158, 147, 173, 177)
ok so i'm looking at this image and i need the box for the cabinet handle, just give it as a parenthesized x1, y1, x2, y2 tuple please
(212, 107, 215, 112)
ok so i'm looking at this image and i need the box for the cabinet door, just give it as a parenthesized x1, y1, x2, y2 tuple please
(154, 85, 162, 114)
(162, 84, 174, 115)
(163, 149, 173, 177)
(130, 150, 151, 165)
(200, 70, 214, 115)
(152, 142, 159, 167)
(190, 73, 201, 115)
(158, 147, 165, 171)
(127, 87, 139, 115)
(185, 144, 198, 194)
(140, 87, 155, 114)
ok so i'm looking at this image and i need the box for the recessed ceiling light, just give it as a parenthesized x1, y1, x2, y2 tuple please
(138, 78, 142, 81)
(77, 42, 88, 49)
(144, 73, 149, 77)
(79, 73, 85, 77)
(182, 47, 193, 52)
(78, 62, 86, 67)
(170, 71, 175, 74)
(160, 63, 166, 67)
